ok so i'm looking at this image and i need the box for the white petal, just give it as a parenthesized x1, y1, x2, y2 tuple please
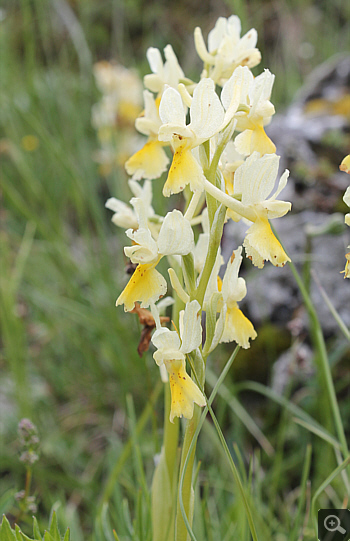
(163, 44, 184, 87)
(124, 228, 158, 264)
(180, 300, 202, 353)
(235, 153, 280, 205)
(208, 17, 228, 52)
(152, 327, 181, 351)
(143, 73, 163, 93)
(221, 66, 253, 125)
(146, 47, 163, 75)
(343, 186, 350, 207)
(221, 246, 247, 304)
(157, 210, 194, 256)
(105, 198, 138, 229)
(159, 86, 186, 126)
(189, 78, 225, 141)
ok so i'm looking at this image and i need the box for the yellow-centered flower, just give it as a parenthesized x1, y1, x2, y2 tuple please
(221, 66, 276, 156)
(116, 199, 194, 311)
(125, 90, 169, 180)
(151, 301, 206, 423)
(158, 78, 224, 196)
(194, 16, 261, 86)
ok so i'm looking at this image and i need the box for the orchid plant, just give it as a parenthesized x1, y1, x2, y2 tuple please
(101, 14, 349, 541)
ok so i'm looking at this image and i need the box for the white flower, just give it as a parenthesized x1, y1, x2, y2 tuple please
(158, 78, 225, 196)
(144, 45, 185, 94)
(194, 16, 261, 85)
(343, 186, 350, 227)
(218, 247, 257, 348)
(221, 66, 276, 155)
(125, 90, 169, 181)
(116, 199, 194, 311)
(124, 199, 194, 265)
(233, 152, 291, 268)
(105, 179, 154, 229)
(151, 300, 205, 423)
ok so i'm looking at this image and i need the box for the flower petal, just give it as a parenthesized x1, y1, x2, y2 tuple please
(188, 78, 225, 141)
(220, 304, 257, 348)
(166, 359, 206, 423)
(158, 210, 194, 256)
(235, 126, 276, 156)
(159, 86, 187, 126)
(162, 146, 205, 197)
(116, 262, 167, 311)
(179, 300, 202, 353)
(125, 140, 169, 180)
(243, 216, 291, 268)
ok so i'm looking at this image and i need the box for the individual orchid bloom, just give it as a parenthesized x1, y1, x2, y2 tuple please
(218, 247, 257, 348)
(342, 249, 350, 279)
(343, 186, 350, 227)
(125, 90, 169, 181)
(221, 66, 276, 156)
(93, 62, 143, 126)
(339, 155, 350, 226)
(194, 15, 261, 86)
(105, 179, 154, 230)
(151, 300, 206, 423)
(116, 199, 194, 311)
(158, 78, 225, 197)
(232, 152, 291, 268)
(144, 44, 185, 94)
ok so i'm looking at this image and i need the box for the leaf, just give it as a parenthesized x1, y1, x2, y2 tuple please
(15, 524, 23, 541)
(48, 513, 60, 541)
(14, 525, 40, 541)
(0, 515, 17, 541)
(32, 518, 42, 541)
(151, 448, 174, 541)
(43, 532, 55, 541)
(62, 529, 70, 541)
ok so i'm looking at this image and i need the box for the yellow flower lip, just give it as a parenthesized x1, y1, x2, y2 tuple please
(339, 155, 350, 174)
(116, 260, 166, 312)
(125, 139, 169, 181)
(166, 359, 206, 423)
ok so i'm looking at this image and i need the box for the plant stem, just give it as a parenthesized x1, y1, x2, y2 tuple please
(175, 351, 205, 541)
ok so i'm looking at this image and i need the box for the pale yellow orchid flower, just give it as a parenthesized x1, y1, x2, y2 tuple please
(125, 90, 169, 181)
(194, 16, 261, 86)
(221, 66, 276, 156)
(151, 300, 206, 423)
(158, 78, 225, 196)
(116, 199, 194, 311)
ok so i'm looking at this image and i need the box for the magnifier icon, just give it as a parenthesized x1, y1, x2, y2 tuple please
(324, 514, 346, 534)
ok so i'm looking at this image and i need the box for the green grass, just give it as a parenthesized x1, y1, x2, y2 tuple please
(1, 1, 350, 539)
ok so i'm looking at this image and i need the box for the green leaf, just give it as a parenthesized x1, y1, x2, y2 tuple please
(62, 530, 70, 541)
(112, 531, 120, 541)
(48, 513, 60, 541)
(0, 515, 16, 541)
(32, 518, 42, 541)
(43, 532, 55, 541)
(15, 524, 23, 541)
(151, 448, 174, 541)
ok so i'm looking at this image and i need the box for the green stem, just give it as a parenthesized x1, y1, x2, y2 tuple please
(175, 351, 205, 541)
(193, 204, 226, 307)
(164, 383, 180, 485)
(177, 346, 241, 541)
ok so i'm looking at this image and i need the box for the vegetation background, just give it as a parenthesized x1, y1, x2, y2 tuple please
(0, 0, 349, 539)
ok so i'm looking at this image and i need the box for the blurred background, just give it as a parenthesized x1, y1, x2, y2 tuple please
(1, 0, 349, 539)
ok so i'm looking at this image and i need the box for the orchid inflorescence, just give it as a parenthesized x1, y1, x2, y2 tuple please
(106, 15, 294, 424)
